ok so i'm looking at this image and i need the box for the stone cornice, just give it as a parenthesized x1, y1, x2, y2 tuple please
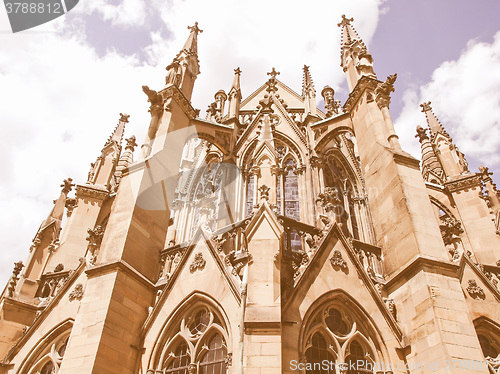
(343, 76, 379, 113)
(445, 174, 482, 193)
(85, 259, 156, 289)
(75, 184, 109, 200)
(384, 255, 460, 294)
(392, 151, 420, 170)
(161, 84, 198, 119)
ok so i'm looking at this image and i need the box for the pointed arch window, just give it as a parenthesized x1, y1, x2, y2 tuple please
(191, 159, 224, 234)
(199, 333, 227, 374)
(22, 324, 71, 374)
(153, 303, 231, 374)
(305, 333, 336, 374)
(300, 299, 384, 374)
(324, 156, 360, 240)
(283, 158, 300, 220)
(246, 163, 255, 217)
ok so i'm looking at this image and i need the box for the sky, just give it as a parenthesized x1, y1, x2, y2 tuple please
(0, 0, 499, 287)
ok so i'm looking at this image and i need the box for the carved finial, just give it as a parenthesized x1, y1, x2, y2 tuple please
(234, 67, 242, 76)
(61, 178, 75, 194)
(337, 14, 354, 27)
(420, 101, 432, 112)
(267, 67, 280, 79)
(125, 135, 137, 151)
(188, 22, 203, 35)
(7, 261, 24, 297)
(119, 113, 130, 123)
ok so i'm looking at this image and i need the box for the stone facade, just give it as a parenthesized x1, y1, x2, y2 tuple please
(1, 17, 500, 374)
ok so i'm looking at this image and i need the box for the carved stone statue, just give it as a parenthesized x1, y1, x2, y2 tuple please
(165, 59, 182, 87)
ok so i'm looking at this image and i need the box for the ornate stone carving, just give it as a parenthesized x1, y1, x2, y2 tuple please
(7, 261, 24, 297)
(142, 85, 164, 116)
(86, 225, 105, 265)
(69, 283, 84, 302)
(76, 185, 109, 200)
(439, 216, 463, 246)
(61, 178, 75, 194)
(190, 253, 206, 272)
(321, 86, 341, 117)
(317, 187, 342, 212)
(445, 174, 482, 193)
(165, 58, 182, 87)
(384, 299, 397, 320)
(330, 250, 347, 270)
(54, 263, 64, 272)
(466, 279, 485, 299)
(225, 353, 233, 367)
(65, 198, 76, 217)
(375, 74, 397, 109)
(224, 251, 253, 277)
(258, 185, 270, 201)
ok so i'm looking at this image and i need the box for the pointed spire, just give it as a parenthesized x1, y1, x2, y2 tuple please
(114, 136, 138, 191)
(420, 102, 451, 140)
(182, 22, 203, 54)
(172, 23, 203, 101)
(302, 65, 317, 116)
(338, 15, 375, 91)
(104, 113, 129, 148)
(228, 68, 242, 119)
(415, 126, 444, 183)
(338, 14, 364, 48)
(231, 67, 241, 93)
(302, 65, 316, 98)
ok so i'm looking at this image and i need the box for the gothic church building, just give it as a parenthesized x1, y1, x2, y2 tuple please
(1, 16, 500, 374)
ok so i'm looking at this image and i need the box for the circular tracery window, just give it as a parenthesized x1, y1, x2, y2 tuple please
(325, 308, 350, 336)
(188, 308, 211, 336)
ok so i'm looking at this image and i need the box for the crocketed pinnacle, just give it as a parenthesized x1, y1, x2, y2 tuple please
(182, 22, 203, 54)
(415, 126, 444, 182)
(104, 113, 129, 149)
(302, 65, 316, 98)
(230, 67, 241, 95)
(420, 102, 451, 140)
(338, 15, 366, 50)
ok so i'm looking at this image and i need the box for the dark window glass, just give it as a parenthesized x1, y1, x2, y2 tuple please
(165, 340, 190, 374)
(479, 335, 499, 358)
(305, 333, 336, 374)
(325, 309, 349, 336)
(199, 333, 227, 374)
(189, 309, 210, 335)
(346, 340, 371, 373)
(246, 175, 254, 217)
(40, 361, 55, 374)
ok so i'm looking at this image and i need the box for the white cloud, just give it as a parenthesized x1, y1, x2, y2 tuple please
(396, 32, 500, 171)
(0, 0, 384, 285)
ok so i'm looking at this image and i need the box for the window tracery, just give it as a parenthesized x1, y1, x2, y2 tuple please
(323, 155, 360, 240)
(301, 300, 382, 374)
(475, 320, 500, 374)
(25, 329, 70, 374)
(153, 303, 230, 374)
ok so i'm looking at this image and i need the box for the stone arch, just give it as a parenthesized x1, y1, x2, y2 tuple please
(474, 316, 500, 370)
(298, 290, 390, 368)
(148, 292, 232, 372)
(274, 131, 305, 166)
(17, 318, 73, 374)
